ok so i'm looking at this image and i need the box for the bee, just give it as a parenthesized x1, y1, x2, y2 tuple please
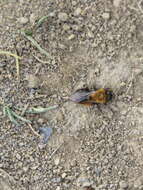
(70, 88, 112, 106)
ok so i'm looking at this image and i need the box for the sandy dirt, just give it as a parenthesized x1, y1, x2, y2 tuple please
(0, 0, 143, 190)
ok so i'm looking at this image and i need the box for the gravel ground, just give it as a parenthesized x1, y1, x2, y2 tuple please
(0, 0, 143, 190)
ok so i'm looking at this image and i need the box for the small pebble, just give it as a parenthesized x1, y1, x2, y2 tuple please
(56, 187, 60, 190)
(27, 74, 40, 89)
(113, 0, 122, 7)
(58, 43, 66, 50)
(49, 12, 56, 17)
(56, 111, 64, 121)
(37, 118, 44, 124)
(72, 24, 80, 31)
(134, 68, 142, 75)
(72, 1, 77, 6)
(68, 34, 75, 40)
(58, 12, 68, 22)
(83, 182, 93, 188)
(134, 177, 143, 188)
(102, 12, 110, 20)
(18, 17, 28, 24)
(77, 176, 92, 187)
(87, 30, 94, 38)
(23, 166, 29, 172)
(51, 177, 61, 183)
(16, 153, 21, 160)
(74, 7, 82, 16)
(31, 165, 39, 170)
(54, 157, 60, 165)
(119, 180, 128, 189)
(38, 143, 46, 149)
(95, 167, 101, 177)
(121, 109, 128, 115)
(63, 23, 70, 31)
(30, 13, 37, 24)
(62, 173, 67, 178)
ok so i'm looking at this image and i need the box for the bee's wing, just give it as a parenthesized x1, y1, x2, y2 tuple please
(70, 89, 91, 103)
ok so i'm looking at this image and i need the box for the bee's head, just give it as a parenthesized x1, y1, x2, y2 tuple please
(105, 89, 113, 101)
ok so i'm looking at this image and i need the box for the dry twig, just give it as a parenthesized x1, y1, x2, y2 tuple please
(28, 123, 41, 137)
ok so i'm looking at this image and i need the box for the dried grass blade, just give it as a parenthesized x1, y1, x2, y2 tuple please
(0, 50, 21, 79)
(36, 15, 48, 27)
(26, 105, 58, 114)
(6, 107, 20, 126)
(3, 106, 7, 116)
(11, 110, 31, 123)
(21, 31, 52, 59)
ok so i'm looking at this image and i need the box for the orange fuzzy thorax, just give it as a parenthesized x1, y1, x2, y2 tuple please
(89, 88, 107, 104)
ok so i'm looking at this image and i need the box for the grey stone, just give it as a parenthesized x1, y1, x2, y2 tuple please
(51, 177, 61, 183)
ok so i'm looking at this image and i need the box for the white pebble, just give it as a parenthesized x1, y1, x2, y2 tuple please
(63, 23, 70, 31)
(62, 173, 66, 178)
(87, 30, 94, 38)
(113, 0, 122, 7)
(119, 180, 128, 189)
(30, 13, 36, 24)
(74, 7, 82, 16)
(18, 17, 28, 24)
(54, 157, 60, 165)
(68, 34, 75, 40)
(58, 12, 68, 21)
(102, 12, 110, 20)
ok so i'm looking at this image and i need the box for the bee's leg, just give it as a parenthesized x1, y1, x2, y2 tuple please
(79, 101, 94, 106)
(105, 89, 114, 101)
(96, 104, 104, 114)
